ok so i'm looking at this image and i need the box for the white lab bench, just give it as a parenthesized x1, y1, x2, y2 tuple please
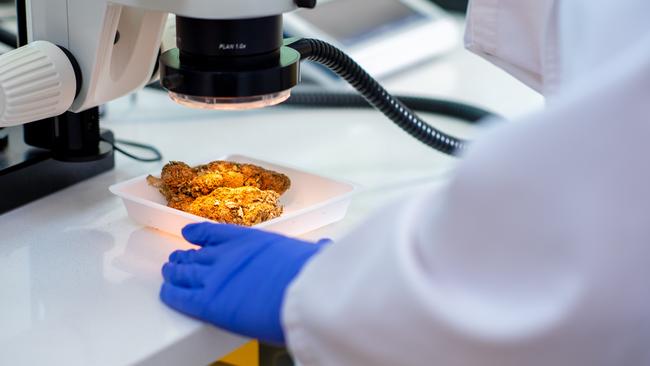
(0, 32, 542, 365)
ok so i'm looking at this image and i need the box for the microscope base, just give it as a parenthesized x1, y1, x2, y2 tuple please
(0, 127, 115, 215)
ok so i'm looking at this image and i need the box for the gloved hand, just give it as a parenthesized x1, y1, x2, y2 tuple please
(160, 222, 328, 345)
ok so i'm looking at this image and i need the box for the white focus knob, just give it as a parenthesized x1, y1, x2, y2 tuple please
(0, 41, 77, 127)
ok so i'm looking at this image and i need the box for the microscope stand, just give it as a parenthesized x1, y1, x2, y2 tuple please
(0, 127, 115, 215)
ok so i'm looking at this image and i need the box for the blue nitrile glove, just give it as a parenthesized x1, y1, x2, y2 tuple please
(160, 222, 329, 345)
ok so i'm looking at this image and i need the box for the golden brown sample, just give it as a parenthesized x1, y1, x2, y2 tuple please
(189, 161, 291, 197)
(167, 193, 195, 211)
(147, 160, 290, 226)
(147, 175, 194, 210)
(186, 187, 282, 226)
(146, 161, 197, 201)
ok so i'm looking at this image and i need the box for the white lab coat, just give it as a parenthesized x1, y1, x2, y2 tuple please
(282, 1, 650, 365)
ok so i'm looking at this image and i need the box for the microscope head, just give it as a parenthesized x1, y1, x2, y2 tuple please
(159, 14, 302, 110)
(0, 0, 317, 128)
(154, 0, 317, 110)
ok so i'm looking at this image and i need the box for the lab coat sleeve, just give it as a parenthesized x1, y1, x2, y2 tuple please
(282, 48, 650, 365)
(464, 0, 560, 93)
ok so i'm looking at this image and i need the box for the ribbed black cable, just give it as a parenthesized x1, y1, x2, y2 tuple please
(285, 92, 494, 125)
(288, 38, 471, 155)
(100, 137, 163, 163)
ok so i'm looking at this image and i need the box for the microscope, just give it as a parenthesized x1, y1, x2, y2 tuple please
(0, 0, 314, 214)
(0, 0, 484, 214)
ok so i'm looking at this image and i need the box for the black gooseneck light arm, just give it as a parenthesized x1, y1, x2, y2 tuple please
(286, 38, 483, 156)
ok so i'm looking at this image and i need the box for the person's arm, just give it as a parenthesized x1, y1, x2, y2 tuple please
(465, 0, 561, 94)
(159, 55, 650, 361)
(282, 55, 650, 364)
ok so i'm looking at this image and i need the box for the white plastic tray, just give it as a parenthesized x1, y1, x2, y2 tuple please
(109, 154, 359, 237)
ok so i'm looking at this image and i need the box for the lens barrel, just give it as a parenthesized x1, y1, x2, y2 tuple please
(160, 15, 300, 104)
(176, 16, 283, 58)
